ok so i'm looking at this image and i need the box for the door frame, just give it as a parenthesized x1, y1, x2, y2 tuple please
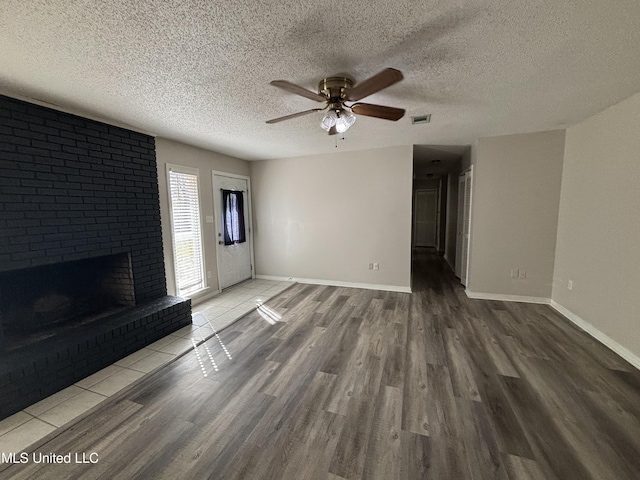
(212, 171, 256, 291)
(455, 165, 474, 286)
(436, 177, 443, 252)
(463, 165, 474, 286)
(455, 174, 465, 278)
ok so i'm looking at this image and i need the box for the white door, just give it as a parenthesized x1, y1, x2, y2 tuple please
(436, 178, 443, 251)
(414, 189, 438, 247)
(455, 174, 465, 278)
(456, 167, 473, 286)
(213, 173, 253, 290)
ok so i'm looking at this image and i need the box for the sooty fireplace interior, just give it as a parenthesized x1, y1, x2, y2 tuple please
(0, 253, 135, 351)
(0, 95, 192, 420)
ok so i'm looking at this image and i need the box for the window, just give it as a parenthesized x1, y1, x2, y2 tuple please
(222, 190, 246, 245)
(167, 166, 205, 296)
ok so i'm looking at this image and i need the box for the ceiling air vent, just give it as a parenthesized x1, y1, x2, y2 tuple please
(411, 114, 431, 125)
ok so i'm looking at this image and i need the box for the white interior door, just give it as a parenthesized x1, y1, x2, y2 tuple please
(213, 173, 253, 290)
(436, 178, 443, 251)
(414, 189, 438, 247)
(457, 167, 473, 286)
(455, 175, 465, 278)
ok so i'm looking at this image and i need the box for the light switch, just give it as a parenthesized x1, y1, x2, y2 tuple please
(205, 216, 214, 223)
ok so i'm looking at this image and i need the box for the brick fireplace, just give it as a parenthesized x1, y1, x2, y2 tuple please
(0, 95, 191, 420)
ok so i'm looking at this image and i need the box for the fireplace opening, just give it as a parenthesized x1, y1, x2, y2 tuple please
(0, 253, 135, 351)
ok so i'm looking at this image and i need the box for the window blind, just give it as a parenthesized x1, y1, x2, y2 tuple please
(169, 169, 204, 296)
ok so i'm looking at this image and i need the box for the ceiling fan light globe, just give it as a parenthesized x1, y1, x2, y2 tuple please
(335, 117, 348, 133)
(343, 111, 356, 127)
(320, 111, 337, 131)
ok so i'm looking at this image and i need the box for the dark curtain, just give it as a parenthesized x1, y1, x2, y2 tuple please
(222, 190, 246, 245)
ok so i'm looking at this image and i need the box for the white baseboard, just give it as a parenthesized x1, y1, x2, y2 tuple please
(465, 290, 551, 304)
(255, 275, 411, 293)
(550, 300, 640, 371)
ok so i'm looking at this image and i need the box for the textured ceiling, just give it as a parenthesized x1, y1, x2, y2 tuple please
(1, 0, 640, 161)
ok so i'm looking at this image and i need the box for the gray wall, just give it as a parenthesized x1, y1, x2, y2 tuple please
(250, 145, 413, 290)
(468, 130, 566, 297)
(552, 92, 640, 358)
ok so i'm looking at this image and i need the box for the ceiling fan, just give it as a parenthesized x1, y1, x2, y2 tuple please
(266, 68, 405, 135)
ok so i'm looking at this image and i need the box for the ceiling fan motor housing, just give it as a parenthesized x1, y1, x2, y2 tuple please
(318, 76, 353, 106)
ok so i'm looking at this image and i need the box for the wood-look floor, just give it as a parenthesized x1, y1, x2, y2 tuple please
(3, 252, 640, 479)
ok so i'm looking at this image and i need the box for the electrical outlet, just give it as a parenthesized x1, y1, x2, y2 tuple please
(373, 263, 379, 270)
(518, 270, 526, 279)
(205, 215, 214, 223)
(567, 279, 573, 290)
(510, 269, 518, 278)
(368, 263, 374, 270)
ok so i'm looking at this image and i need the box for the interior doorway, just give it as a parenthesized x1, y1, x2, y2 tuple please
(412, 145, 470, 281)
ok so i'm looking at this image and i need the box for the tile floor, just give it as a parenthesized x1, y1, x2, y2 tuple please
(0, 278, 293, 454)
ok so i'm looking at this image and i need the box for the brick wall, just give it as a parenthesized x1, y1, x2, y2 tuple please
(0, 95, 192, 420)
(0, 94, 166, 301)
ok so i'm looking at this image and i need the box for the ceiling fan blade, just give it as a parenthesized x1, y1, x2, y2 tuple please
(270, 80, 326, 102)
(266, 108, 324, 124)
(351, 103, 405, 121)
(344, 68, 404, 101)
(328, 125, 337, 135)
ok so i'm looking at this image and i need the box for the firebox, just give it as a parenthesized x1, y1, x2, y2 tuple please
(0, 253, 135, 351)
